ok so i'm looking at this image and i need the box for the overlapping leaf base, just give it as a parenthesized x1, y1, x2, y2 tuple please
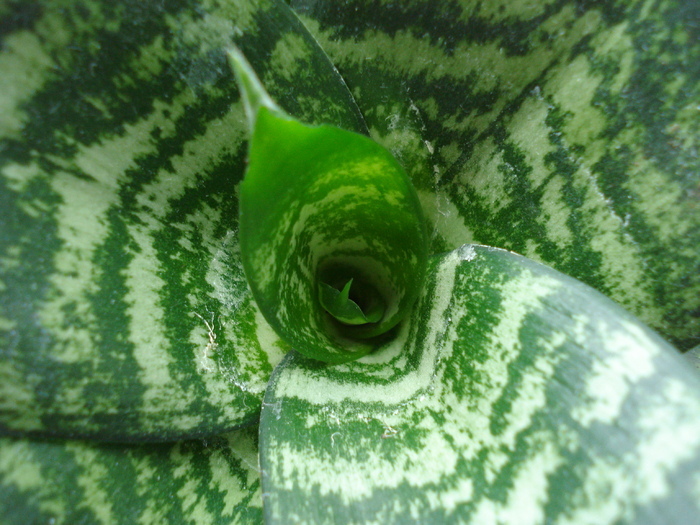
(1, 0, 700, 523)
(261, 245, 700, 524)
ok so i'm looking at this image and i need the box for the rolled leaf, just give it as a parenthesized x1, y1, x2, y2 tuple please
(231, 51, 429, 363)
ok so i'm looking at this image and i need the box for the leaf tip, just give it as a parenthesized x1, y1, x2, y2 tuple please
(227, 46, 285, 133)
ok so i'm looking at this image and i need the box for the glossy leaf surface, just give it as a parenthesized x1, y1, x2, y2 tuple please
(229, 49, 427, 363)
(233, 94, 428, 362)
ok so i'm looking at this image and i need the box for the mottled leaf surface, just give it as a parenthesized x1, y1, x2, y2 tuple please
(291, 0, 700, 350)
(0, 0, 363, 440)
(261, 245, 700, 524)
(0, 425, 261, 524)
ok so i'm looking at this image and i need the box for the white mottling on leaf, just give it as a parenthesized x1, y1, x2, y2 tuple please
(572, 320, 658, 427)
(275, 250, 459, 405)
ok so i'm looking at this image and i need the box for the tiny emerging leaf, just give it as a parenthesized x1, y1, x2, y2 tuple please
(319, 279, 384, 325)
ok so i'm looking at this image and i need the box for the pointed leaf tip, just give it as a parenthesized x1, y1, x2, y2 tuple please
(319, 279, 384, 326)
(227, 46, 285, 132)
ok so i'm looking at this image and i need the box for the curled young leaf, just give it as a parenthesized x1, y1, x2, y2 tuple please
(229, 49, 428, 363)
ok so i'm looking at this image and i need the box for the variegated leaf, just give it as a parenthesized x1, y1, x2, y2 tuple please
(0, 0, 363, 440)
(290, 0, 700, 350)
(0, 425, 261, 524)
(260, 245, 700, 524)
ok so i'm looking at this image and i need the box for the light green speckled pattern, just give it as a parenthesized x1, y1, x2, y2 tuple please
(238, 107, 428, 363)
(290, 0, 700, 350)
(0, 425, 261, 525)
(0, 0, 363, 440)
(260, 245, 700, 524)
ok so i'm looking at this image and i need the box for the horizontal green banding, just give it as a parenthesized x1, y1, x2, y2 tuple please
(292, 0, 700, 350)
(0, 425, 262, 524)
(239, 107, 427, 363)
(260, 244, 700, 524)
(0, 0, 363, 439)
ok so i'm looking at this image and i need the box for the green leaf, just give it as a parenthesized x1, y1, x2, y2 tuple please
(0, 425, 262, 524)
(239, 106, 428, 363)
(319, 280, 384, 326)
(2, 0, 700, 523)
(229, 54, 428, 363)
(260, 245, 700, 523)
(0, 0, 364, 440)
(291, 0, 700, 350)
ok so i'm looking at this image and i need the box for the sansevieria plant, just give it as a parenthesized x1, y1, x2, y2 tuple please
(1, 0, 699, 523)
